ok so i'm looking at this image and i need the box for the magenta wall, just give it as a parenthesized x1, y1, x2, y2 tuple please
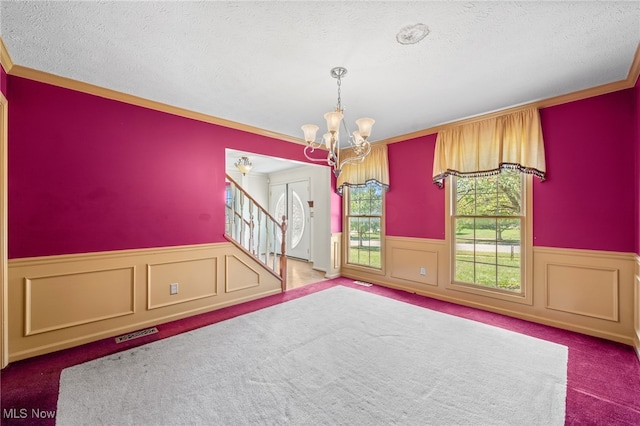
(636, 76, 640, 256)
(386, 134, 445, 239)
(533, 89, 635, 252)
(330, 173, 342, 233)
(8, 76, 320, 259)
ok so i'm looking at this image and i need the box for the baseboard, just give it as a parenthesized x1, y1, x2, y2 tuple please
(324, 272, 341, 279)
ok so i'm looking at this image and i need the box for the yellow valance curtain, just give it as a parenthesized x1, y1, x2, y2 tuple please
(432, 107, 546, 187)
(336, 144, 390, 195)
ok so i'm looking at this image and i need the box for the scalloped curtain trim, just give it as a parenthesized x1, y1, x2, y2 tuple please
(337, 179, 390, 195)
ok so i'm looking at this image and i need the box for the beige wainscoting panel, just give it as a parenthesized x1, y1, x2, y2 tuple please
(7, 243, 282, 363)
(148, 258, 217, 310)
(225, 255, 260, 293)
(25, 267, 135, 335)
(390, 246, 438, 286)
(545, 264, 618, 321)
(533, 247, 635, 343)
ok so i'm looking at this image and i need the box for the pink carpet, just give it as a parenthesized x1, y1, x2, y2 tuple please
(2, 278, 639, 425)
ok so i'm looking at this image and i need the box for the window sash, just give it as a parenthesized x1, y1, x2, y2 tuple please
(451, 174, 525, 294)
(453, 216, 523, 292)
(345, 184, 384, 270)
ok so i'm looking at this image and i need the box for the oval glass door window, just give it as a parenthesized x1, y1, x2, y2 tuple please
(274, 191, 305, 249)
(290, 191, 305, 249)
(275, 194, 286, 238)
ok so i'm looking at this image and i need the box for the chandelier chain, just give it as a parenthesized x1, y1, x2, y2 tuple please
(336, 75, 342, 111)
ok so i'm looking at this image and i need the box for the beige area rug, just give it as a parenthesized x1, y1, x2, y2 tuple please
(56, 286, 567, 425)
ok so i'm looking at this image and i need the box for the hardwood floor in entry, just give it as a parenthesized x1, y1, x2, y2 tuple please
(287, 258, 327, 289)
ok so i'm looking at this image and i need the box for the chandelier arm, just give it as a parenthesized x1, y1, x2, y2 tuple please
(340, 119, 353, 146)
(338, 140, 372, 170)
(303, 144, 334, 164)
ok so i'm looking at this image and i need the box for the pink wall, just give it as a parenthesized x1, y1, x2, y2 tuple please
(534, 89, 635, 252)
(8, 76, 323, 259)
(636, 76, 640, 256)
(386, 134, 445, 239)
(330, 173, 342, 233)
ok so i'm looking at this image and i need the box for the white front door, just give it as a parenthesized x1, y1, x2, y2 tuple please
(270, 180, 310, 260)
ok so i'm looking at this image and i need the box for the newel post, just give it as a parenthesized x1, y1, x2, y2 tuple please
(279, 215, 287, 292)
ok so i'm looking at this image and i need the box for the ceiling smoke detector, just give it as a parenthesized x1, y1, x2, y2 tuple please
(396, 23, 430, 45)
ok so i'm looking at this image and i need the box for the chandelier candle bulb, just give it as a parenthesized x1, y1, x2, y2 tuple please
(324, 111, 344, 133)
(323, 132, 332, 149)
(302, 124, 319, 143)
(356, 118, 375, 139)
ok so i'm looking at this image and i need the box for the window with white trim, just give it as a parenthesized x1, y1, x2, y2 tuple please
(452, 170, 525, 293)
(345, 182, 384, 269)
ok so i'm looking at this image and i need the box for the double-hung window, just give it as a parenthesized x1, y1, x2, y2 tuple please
(451, 170, 528, 296)
(345, 182, 384, 269)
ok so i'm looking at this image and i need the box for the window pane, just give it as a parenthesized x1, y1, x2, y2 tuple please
(476, 190, 497, 216)
(371, 197, 382, 215)
(498, 265, 520, 291)
(455, 256, 474, 284)
(455, 179, 476, 215)
(475, 263, 497, 287)
(497, 218, 520, 269)
(349, 217, 361, 246)
(497, 170, 521, 216)
(475, 242, 497, 267)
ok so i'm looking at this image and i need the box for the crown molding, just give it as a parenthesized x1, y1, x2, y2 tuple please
(626, 41, 640, 85)
(0, 38, 14, 73)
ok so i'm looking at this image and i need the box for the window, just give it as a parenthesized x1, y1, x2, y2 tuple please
(345, 182, 384, 269)
(452, 170, 525, 293)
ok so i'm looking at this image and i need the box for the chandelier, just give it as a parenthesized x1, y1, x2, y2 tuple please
(301, 67, 375, 178)
(235, 156, 253, 175)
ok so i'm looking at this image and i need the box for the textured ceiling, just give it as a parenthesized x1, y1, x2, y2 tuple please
(1, 1, 639, 144)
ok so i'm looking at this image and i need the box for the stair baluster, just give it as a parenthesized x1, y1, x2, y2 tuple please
(224, 174, 287, 290)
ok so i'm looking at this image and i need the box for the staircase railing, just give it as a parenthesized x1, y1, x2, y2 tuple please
(225, 174, 287, 291)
